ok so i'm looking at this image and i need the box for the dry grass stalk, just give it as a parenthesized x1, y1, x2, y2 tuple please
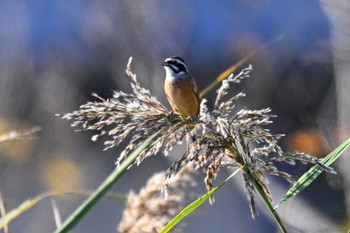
(0, 127, 41, 143)
(60, 57, 335, 218)
(118, 165, 195, 233)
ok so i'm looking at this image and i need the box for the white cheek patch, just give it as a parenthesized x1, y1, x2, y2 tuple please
(177, 71, 186, 76)
(169, 64, 179, 73)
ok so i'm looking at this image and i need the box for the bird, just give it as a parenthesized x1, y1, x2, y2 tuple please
(161, 56, 199, 117)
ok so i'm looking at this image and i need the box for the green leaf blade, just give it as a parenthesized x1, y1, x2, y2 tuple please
(275, 137, 350, 209)
(55, 130, 163, 233)
(160, 169, 240, 233)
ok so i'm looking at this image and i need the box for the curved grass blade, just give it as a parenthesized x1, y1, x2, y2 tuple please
(199, 35, 284, 98)
(0, 192, 49, 229)
(160, 168, 240, 233)
(275, 137, 350, 209)
(0, 190, 9, 232)
(0, 189, 126, 230)
(55, 130, 163, 233)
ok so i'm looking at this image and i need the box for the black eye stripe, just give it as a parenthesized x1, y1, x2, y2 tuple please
(168, 60, 187, 73)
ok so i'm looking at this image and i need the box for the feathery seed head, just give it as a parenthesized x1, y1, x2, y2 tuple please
(60, 58, 335, 218)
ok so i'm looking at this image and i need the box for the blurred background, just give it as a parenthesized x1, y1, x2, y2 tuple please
(0, 0, 349, 232)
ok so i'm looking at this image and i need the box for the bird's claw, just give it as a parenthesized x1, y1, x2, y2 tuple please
(167, 110, 176, 118)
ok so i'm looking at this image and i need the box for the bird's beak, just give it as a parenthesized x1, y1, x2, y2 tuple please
(160, 61, 168, 66)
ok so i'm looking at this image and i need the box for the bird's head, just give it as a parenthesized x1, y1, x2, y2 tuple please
(161, 56, 189, 80)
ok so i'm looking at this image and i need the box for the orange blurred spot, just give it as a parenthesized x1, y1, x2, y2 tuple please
(287, 128, 326, 158)
(42, 158, 82, 190)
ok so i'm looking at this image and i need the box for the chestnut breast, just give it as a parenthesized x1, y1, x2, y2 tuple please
(164, 76, 199, 116)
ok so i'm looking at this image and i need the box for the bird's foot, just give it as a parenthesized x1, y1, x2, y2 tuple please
(186, 115, 197, 121)
(167, 110, 176, 118)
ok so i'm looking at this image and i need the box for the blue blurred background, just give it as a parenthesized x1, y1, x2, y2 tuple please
(0, 1, 349, 232)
